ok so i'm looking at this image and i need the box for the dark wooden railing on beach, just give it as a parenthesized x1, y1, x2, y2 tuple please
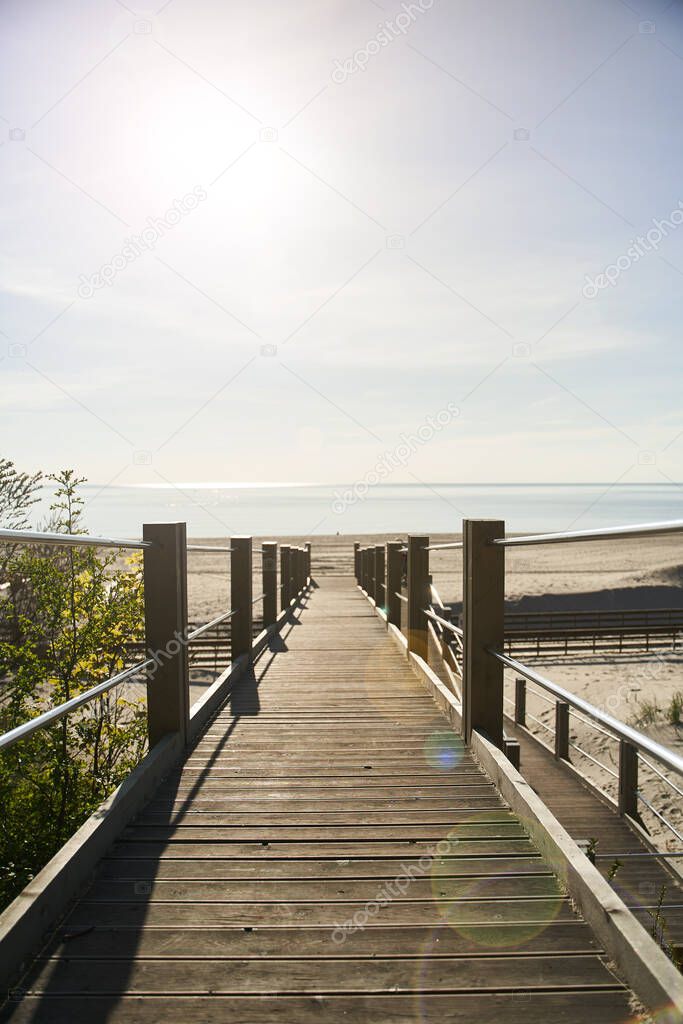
(0, 529, 311, 753)
(355, 519, 683, 984)
(504, 606, 683, 655)
(355, 520, 683, 851)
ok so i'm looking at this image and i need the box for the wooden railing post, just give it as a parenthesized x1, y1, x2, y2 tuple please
(296, 548, 303, 593)
(514, 677, 526, 726)
(386, 541, 402, 628)
(374, 545, 385, 608)
(262, 542, 277, 628)
(619, 739, 639, 818)
(555, 701, 569, 760)
(143, 522, 190, 747)
(368, 547, 376, 604)
(231, 536, 253, 661)
(407, 535, 429, 659)
(280, 545, 291, 610)
(462, 519, 505, 749)
(305, 542, 311, 582)
(362, 548, 369, 594)
(353, 542, 360, 582)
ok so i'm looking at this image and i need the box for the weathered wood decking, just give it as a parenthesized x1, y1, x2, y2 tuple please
(504, 717, 683, 947)
(2, 576, 640, 1022)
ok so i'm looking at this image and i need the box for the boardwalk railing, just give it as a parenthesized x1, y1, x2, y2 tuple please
(0, 527, 311, 754)
(355, 518, 683, 847)
(0, 523, 312, 994)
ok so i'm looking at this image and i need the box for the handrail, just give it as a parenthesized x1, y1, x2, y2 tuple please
(639, 755, 683, 800)
(426, 541, 463, 551)
(492, 519, 683, 548)
(491, 649, 683, 779)
(424, 607, 463, 636)
(568, 740, 618, 779)
(0, 528, 150, 551)
(395, 591, 408, 603)
(187, 544, 232, 553)
(638, 792, 683, 843)
(0, 657, 155, 752)
(186, 609, 236, 641)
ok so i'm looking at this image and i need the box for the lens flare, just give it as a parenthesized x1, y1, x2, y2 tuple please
(423, 730, 464, 771)
(428, 817, 565, 950)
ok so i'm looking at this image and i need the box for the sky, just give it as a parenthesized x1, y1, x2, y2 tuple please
(2, 0, 683, 491)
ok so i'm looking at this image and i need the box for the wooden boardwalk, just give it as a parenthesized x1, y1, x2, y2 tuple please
(2, 576, 640, 1022)
(504, 718, 683, 947)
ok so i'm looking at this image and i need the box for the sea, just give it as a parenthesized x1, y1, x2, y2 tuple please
(33, 482, 683, 540)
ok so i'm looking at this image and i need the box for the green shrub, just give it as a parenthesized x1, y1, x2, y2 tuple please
(0, 468, 146, 910)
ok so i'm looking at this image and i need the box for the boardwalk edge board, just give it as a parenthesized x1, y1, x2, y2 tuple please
(371, 589, 683, 1017)
(0, 587, 312, 997)
(0, 731, 182, 996)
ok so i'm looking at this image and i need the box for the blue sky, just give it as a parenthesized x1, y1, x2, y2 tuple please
(2, 0, 683, 489)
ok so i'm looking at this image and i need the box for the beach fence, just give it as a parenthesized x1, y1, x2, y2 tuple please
(0, 528, 310, 754)
(355, 520, 683, 851)
(503, 606, 683, 656)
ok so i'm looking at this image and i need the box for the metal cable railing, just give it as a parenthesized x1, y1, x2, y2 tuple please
(499, 649, 683, 841)
(526, 710, 554, 735)
(0, 658, 155, 753)
(640, 755, 683, 800)
(355, 518, 683, 858)
(566, 705, 616, 741)
(187, 544, 232, 553)
(638, 793, 683, 843)
(0, 528, 150, 550)
(423, 607, 463, 636)
(494, 650, 683, 780)
(492, 519, 683, 548)
(186, 608, 236, 641)
(567, 741, 619, 779)
(0, 528, 311, 755)
(526, 684, 555, 707)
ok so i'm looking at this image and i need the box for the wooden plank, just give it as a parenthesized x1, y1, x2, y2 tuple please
(22, 954, 619, 995)
(174, 769, 483, 780)
(109, 838, 539, 859)
(83, 874, 562, 903)
(97, 855, 546, 879)
(163, 775, 487, 790)
(41, 921, 600, 959)
(153, 785, 497, 799)
(63, 897, 575, 928)
(0, 991, 637, 1024)
(121, 821, 530, 842)
(144, 793, 499, 813)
